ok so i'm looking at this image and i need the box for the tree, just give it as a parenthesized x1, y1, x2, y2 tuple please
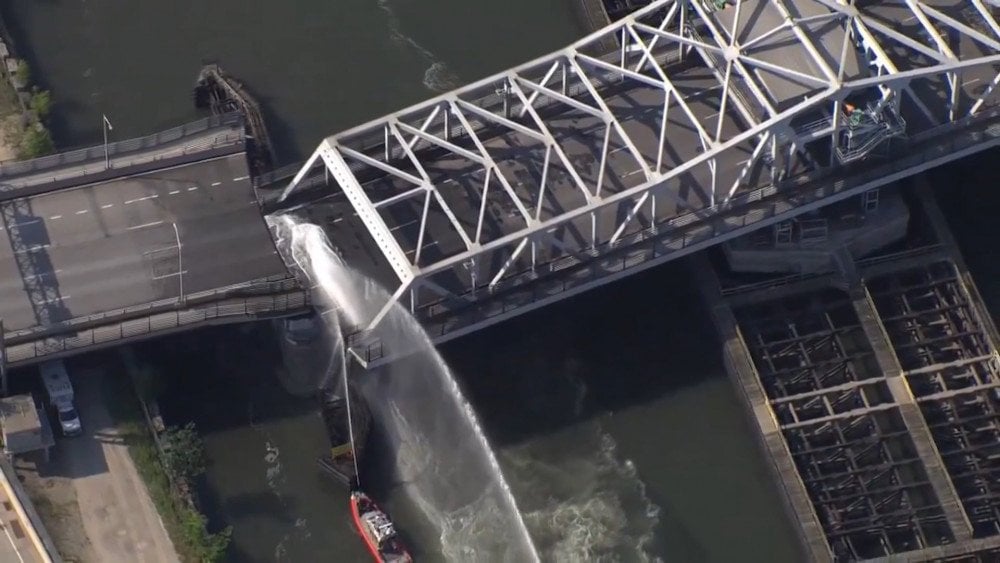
(29, 89, 51, 120)
(14, 61, 30, 86)
(160, 422, 206, 484)
(181, 509, 231, 562)
(19, 125, 53, 159)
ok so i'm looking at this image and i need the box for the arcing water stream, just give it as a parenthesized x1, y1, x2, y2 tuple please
(269, 215, 540, 561)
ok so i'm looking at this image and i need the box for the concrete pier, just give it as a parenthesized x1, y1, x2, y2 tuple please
(696, 182, 1000, 560)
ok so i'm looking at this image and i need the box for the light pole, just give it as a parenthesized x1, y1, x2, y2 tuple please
(102, 114, 113, 170)
(172, 222, 184, 305)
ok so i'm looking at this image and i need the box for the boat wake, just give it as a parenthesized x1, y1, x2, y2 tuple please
(269, 214, 538, 561)
(375, 0, 460, 92)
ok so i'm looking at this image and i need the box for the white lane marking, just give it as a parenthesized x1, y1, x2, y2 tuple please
(15, 244, 49, 254)
(128, 220, 165, 231)
(232, 175, 249, 182)
(14, 217, 41, 226)
(143, 246, 178, 256)
(169, 190, 181, 195)
(152, 270, 188, 280)
(101, 203, 114, 209)
(333, 217, 344, 224)
(623, 169, 644, 178)
(211, 181, 222, 187)
(39, 294, 69, 304)
(188, 186, 199, 191)
(124, 195, 158, 205)
(75, 209, 89, 215)
(24, 269, 60, 280)
(48, 215, 63, 220)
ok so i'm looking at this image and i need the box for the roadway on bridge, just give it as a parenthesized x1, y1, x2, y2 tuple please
(0, 153, 287, 332)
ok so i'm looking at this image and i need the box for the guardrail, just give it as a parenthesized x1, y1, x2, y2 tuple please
(0, 113, 244, 182)
(6, 288, 309, 365)
(855, 244, 944, 270)
(6, 275, 303, 345)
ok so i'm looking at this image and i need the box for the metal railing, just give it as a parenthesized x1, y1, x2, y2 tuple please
(6, 274, 303, 344)
(0, 113, 244, 182)
(855, 244, 944, 271)
(720, 271, 831, 297)
(6, 288, 309, 365)
(253, 161, 305, 188)
(836, 108, 907, 163)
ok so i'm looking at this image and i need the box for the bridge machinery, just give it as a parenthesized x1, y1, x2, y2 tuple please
(282, 0, 1000, 349)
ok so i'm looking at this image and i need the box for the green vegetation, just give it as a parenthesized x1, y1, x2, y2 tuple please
(19, 125, 53, 159)
(161, 423, 207, 486)
(0, 77, 17, 119)
(0, 59, 56, 160)
(101, 369, 232, 563)
(29, 89, 51, 119)
(14, 60, 30, 86)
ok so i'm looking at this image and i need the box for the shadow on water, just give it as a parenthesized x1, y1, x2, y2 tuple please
(929, 150, 1000, 312)
(443, 257, 720, 448)
(141, 324, 320, 433)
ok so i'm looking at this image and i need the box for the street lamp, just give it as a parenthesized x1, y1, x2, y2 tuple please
(102, 114, 113, 170)
(172, 222, 185, 305)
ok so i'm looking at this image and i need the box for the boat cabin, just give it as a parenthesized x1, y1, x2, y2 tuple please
(362, 511, 398, 545)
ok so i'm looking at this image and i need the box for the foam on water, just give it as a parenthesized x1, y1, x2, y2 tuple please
(269, 214, 539, 561)
(504, 423, 663, 562)
(376, 0, 460, 92)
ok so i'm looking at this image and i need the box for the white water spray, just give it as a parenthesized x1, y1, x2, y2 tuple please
(269, 214, 540, 561)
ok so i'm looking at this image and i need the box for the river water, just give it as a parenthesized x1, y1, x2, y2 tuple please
(2, 0, 804, 560)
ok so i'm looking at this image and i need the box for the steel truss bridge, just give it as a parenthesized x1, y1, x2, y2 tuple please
(281, 0, 1000, 351)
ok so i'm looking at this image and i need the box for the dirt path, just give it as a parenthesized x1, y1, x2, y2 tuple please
(0, 114, 19, 162)
(16, 369, 179, 563)
(15, 463, 97, 563)
(69, 369, 179, 563)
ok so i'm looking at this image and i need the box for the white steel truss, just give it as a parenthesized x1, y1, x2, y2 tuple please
(282, 0, 1000, 332)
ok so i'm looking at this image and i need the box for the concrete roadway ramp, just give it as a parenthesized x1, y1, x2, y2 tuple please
(0, 119, 304, 368)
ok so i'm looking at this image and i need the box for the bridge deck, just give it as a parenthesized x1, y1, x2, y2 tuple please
(0, 153, 287, 334)
(278, 0, 1000, 344)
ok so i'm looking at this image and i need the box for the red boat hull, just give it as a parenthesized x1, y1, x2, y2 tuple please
(350, 492, 412, 563)
(350, 493, 382, 562)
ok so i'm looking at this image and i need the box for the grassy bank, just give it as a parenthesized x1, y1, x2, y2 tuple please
(0, 63, 21, 161)
(100, 368, 230, 563)
(0, 38, 54, 160)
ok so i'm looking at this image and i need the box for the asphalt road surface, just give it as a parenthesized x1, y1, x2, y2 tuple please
(0, 153, 288, 332)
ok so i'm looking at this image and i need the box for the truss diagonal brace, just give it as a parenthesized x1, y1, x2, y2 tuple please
(567, 55, 652, 180)
(446, 101, 535, 225)
(318, 141, 415, 284)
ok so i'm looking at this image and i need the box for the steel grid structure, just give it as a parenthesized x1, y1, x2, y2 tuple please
(282, 0, 1000, 333)
(869, 261, 1000, 539)
(734, 289, 956, 559)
